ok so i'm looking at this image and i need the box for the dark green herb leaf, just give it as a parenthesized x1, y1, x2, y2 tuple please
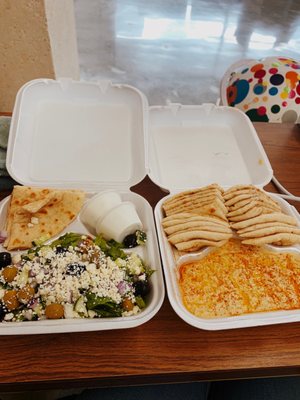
(135, 296, 146, 309)
(94, 235, 127, 260)
(85, 292, 122, 317)
(50, 233, 83, 249)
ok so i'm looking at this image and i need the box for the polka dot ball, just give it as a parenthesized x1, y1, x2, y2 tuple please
(223, 56, 300, 122)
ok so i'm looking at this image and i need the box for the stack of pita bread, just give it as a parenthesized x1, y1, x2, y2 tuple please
(162, 184, 233, 252)
(162, 184, 228, 220)
(226, 185, 300, 246)
(4, 186, 85, 251)
(162, 183, 300, 252)
(224, 185, 282, 222)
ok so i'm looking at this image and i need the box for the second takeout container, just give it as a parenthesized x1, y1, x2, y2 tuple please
(151, 103, 300, 330)
(1, 78, 165, 335)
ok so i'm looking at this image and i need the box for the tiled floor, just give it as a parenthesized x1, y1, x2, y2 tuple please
(74, 0, 300, 105)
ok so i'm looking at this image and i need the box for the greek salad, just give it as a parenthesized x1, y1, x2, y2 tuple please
(0, 232, 153, 322)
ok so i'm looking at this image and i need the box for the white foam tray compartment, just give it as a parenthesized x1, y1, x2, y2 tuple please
(0, 191, 164, 335)
(155, 192, 300, 330)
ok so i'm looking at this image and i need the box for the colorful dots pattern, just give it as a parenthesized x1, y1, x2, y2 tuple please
(271, 105, 280, 114)
(254, 69, 266, 79)
(225, 56, 300, 122)
(269, 68, 278, 74)
(253, 83, 265, 95)
(257, 106, 267, 116)
(270, 74, 284, 86)
(269, 87, 278, 96)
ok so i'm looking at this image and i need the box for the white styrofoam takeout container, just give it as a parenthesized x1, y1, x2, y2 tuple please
(151, 103, 300, 330)
(0, 78, 165, 335)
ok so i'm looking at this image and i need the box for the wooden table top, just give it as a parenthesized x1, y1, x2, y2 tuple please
(0, 122, 300, 392)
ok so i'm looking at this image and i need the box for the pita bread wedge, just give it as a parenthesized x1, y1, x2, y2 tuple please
(225, 194, 257, 207)
(224, 185, 272, 199)
(227, 200, 258, 217)
(164, 221, 232, 236)
(163, 184, 222, 206)
(242, 233, 300, 246)
(224, 184, 250, 192)
(228, 206, 262, 222)
(4, 186, 85, 250)
(224, 186, 280, 210)
(228, 198, 255, 211)
(259, 202, 281, 213)
(273, 239, 298, 246)
(237, 221, 295, 235)
(259, 196, 281, 210)
(163, 195, 225, 216)
(168, 230, 233, 245)
(21, 192, 64, 214)
(163, 190, 224, 210)
(239, 226, 300, 238)
(162, 213, 229, 228)
(175, 239, 228, 252)
(164, 198, 227, 220)
(162, 212, 199, 222)
(224, 187, 258, 201)
(175, 195, 228, 215)
(231, 212, 298, 230)
(192, 202, 227, 220)
(224, 184, 256, 194)
(4, 186, 52, 241)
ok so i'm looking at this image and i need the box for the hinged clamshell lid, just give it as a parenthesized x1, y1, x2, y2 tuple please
(147, 103, 273, 193)
(6, 79, 148, 191)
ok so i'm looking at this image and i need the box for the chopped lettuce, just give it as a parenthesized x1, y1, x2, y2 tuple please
(94, 235, 127, 260)
(85, 292, 122, 317)
(50, 232, 83, 249)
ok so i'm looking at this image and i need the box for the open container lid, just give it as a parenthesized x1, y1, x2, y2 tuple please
(147, 103, 273, 192)
(6, 79, 148, 191)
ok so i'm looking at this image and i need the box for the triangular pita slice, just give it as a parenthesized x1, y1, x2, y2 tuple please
(4, 186, 85, 250)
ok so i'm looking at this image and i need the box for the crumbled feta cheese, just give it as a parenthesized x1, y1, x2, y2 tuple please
(4, 313, 14, 321)
(23, 309, 33, 320)
(126, 253, 143, 275)
(122, 305, 140, 317)
(12, 254, 21, 264)
(88, 310, 97, 318)
(86, 263, 96, 273)
(138, 273, 146, 281)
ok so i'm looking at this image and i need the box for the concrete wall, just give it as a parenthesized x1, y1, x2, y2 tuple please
(0, 0, 79, 112)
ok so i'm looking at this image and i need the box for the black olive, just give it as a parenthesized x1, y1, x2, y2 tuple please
(123, 233, 138, 248)
(133, 280, 150, 297)
(56, 246, 67, 254)
(0, 302, 7, 321)
(0, 252, 12, 269)
(66, 263, 86, 276)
